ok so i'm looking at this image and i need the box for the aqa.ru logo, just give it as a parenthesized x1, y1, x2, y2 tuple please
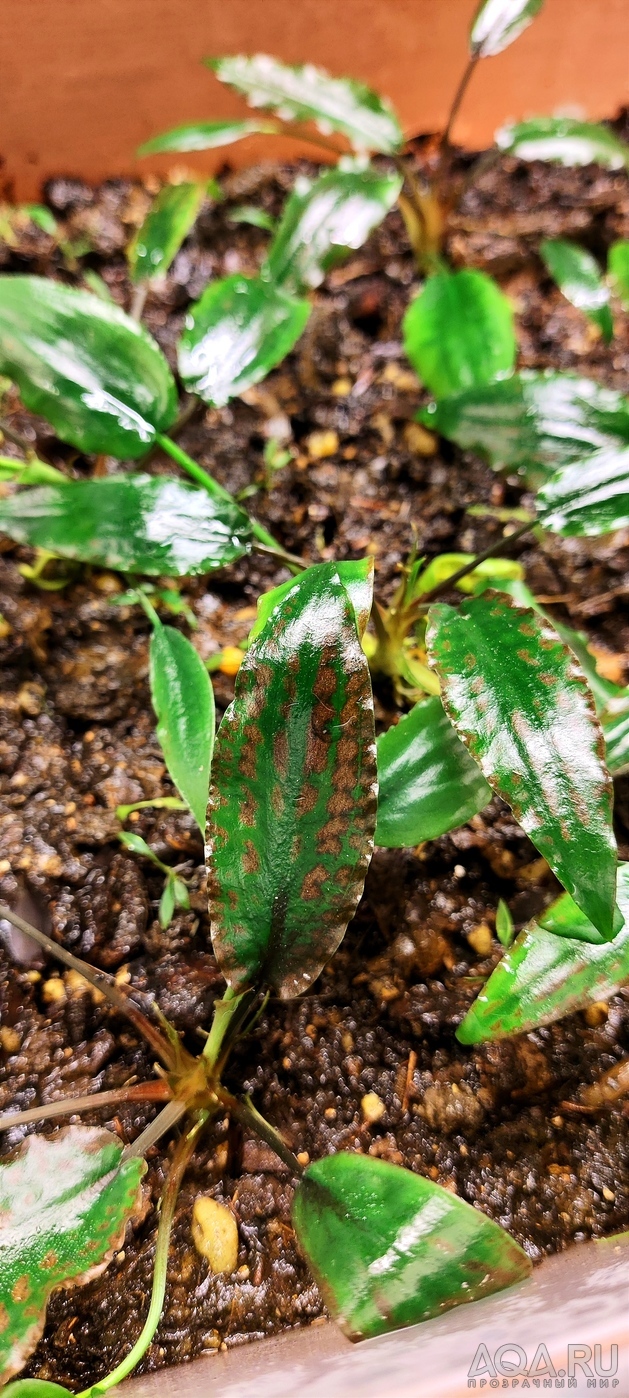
(467, 1343, 619, 1388)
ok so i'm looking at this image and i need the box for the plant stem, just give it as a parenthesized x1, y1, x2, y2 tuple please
(0, 902, 175, 1069)
(217, 1086, 304, 1178)
(442, 52, 480, 149)
(0, 1080, 171, 1132)
(79, 1112, 208, 1398)
(130, 282, 148, 322)
(418, 519, 536, 604)
(121, 1098, 189, 1162)
(278, 119, 347, 158)
(203, 986, 258, 1079)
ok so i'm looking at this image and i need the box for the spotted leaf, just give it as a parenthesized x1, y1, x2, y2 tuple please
(426, 592, 617, 939)
(207, 562, 377, 997)
(0, 1128, 145, 1383)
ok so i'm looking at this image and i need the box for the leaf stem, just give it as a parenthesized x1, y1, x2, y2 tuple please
(202, 986, 258, 1076)
(79, 1112, 208, 1398)
(0, 1081, 171, 1133)
(442, 52, 480, 149)
(418, 519, 536, 604)
(130, 282, 148, 322)
(217, 1086, 304, 1178)
(121, 1098, 189, 1162)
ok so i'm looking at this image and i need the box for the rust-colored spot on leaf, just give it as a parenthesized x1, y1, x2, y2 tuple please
(242, 840, 260, 874)
(39, 1250, 58, 1271)
(0, 1304, 9, 1334)
(301, 864, 329, 900)
(11, 1275, 30, 1304)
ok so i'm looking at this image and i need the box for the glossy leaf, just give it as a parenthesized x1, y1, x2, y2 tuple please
(209, 54, 403, 155)
(496, 116, 629, 169)
(540, 238, 613, 342)
(128, 182, 205, 283)
(138, 117, 278, 156)
(420, 370, 629, 483)
(470, 0, 543, 55)
(207, 562, 377, 998)
(265, 166, 402, 294)
(403, 269, 516, 401)
(0, 474, 252, 576)
(0, 1128, 144, 1383)
(537, 443, 629, 537)
(415, 552, 523, 597)
(375, 696, 491, 848)
(292, 1153, 531, 1341)
(3, 1383, 74, 1398)
(457, 864, 629, 1043)
(609, 240, 629, 309)
(603, 697, 629, 777)
(426, 591, 617, 938)
(149, 621, 215, 832)
(0, 275, 177, 458)
(178, 272, 310, 407)
(250, 557, 374, 643)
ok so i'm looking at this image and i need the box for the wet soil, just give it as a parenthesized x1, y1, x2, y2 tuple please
(1, 130, 629, 1388)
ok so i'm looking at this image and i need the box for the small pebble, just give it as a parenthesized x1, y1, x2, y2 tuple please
(584, 1002, 608, 1027)
(42, 976, 66, 1004)
(191, 1197, 239, 1274)
(361, 1092, 386, 1125)
(467, 923, 493, 957)
(306, 430, 339, 459)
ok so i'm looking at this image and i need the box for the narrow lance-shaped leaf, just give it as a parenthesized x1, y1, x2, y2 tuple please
(540, 238, 613, 343)
(537, 442, 629, 537)
(0, 456, 65, 486)
(138, 117, 279, 157)
(0, 276, 177, 458)
(178, 272, 310, 407)
(265, 166, 402, 295)
(0, 474, 252, 576)
(470, 0, 544, 55)
(128, 182, 206, 283)
(457, 863, 629, 1043)
(292, 1153, 531, 1342)
(207, 561, 377, 998)
(0, 1128, 145, 1383)
(209, 54, 403, 154)
(609, 240, 629, 310)
(403, 269, 516, 401)
(149, 622, 215, 832)
(496, 116, 629, 170)
(375, 696, 491, 848)
(426, 591, 617, 939)
(419, 370, 629, 484)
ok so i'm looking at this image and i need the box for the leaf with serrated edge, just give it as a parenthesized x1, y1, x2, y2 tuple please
(207, 562, 377, 997)
(496, 116, 629, 169)
(138, 118, 279, 156)
(458, 863, 629, 1043)
(129, 182, 205, 283)
(403, 269, 515, 401)
(0, 474, 251, 577)
(470, 0, 544, 55)
(178, 273, 310, 407)
(540, 239, 613, 343)
(265, 166, 401, 294)
(375, 696, 491, 847)
(150, 622, 215, 832)
(426, 591, 617, 938)
(0, 276, 177, 458)
(292, 1153, 531, 1341)
(0, 1128, 145, 1383)
(209, 54, 403, 154)
(537, 443, 629, 537)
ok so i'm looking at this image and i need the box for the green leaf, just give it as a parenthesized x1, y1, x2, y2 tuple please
(403, 269, 516, 401)
(228, 204, 276, 232)
(149, 621, 215, 832)
(540, 239, 613, 343)
(0, 455, 66, 485)
(128, 182, 205, 283)
(609, 240, 629, 309)
(470, 0, 544, 55)
(426, 591, 617, 938)
(3, 1383, 74, 1398)
(602, 696, 629, 777)
(178, 272, 310, 407)
(207, 562, 377, 998)
(496, 116, 629, 169)
(0, 1127, 145, 1383)
(375, 696, 491, 848)
(138, 117, 279, 156)
(457, 863, 629, 1043)
(537, 443, 629, 537)
(265, 166, 402, 294)
(23, 205, 58, 237)
(159, 878, 176, 928)
(496, 898, 515, 947)
(292, 1153, 531, 1341)
(420, 370, 629, 483)
(0, 275, 177, 458)
(415, 551, 524, 597)
(250, 556, 374, 643)
(209, 54, 403, 154)
(119, 830, 162, 864)
(0, 474, 252, 577)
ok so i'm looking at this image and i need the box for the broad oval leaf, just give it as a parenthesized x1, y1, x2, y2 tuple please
(209, 54, 403, 155)
(0, 275, 177, 458)
(457, 863, 629, 1043)
(250, 556, 374, 643)
(540, 238, 613, 343)
(265, 166, 402, 294)
(426, 591, 617, 939)
(537, 443, 629, 537)
(178, 273, 310, 407)
(403, 269, 516, 401)
(138, 117, 279, 156)
(0, 1127, 145, 1383)
(496, 116, 629, 169)
(375, 696, 491, 848)
(292, 1153, 531, 1341)
(128, 182, 205, 283)
(3, 1384, 73, 1398)
(420, 370, 629, 484)
(150, 622, 215, 833)
(207, 562, 378, 998)
(0, 474, 252, 576)
(609, 240, 629, 310)
(470, 0, 544, 55)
